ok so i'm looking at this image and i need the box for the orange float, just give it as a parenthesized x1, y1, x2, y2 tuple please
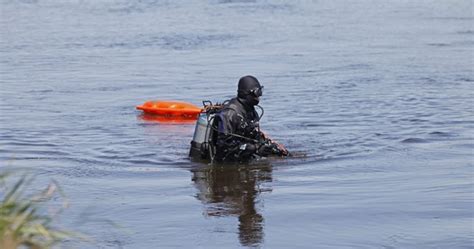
(136, 100, 202, 121)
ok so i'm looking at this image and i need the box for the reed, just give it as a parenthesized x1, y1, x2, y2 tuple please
(0, 172, 77, 249)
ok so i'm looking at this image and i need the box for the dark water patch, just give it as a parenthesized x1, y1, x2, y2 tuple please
(421, 182, 472, 194)
(133, 152, 160, 158)
(132, 83, 159, 89)
(313, 142, 379, 161)
(91, 149, 131, 160)
(93, 33, 239, 50)
(63, 42, 86, 49)
(430, 17, 474, 21)
(428, 131, 456, 138)
(93, 148, 157, 159)
(1, 156, 68, 161)
(217, 0, 256, 3)
(56, 165, 113, 178)
(0, 149, 71, 158)
(3, 0, 39, 4)
(432, 120, 474, 126)
(59, 163, 188, 180)
(26, 89, 54, 94)
(334, 81, 357, 89)
(90, 86, 124, 92)
(0, 136, 62, 146)
(427, 43, 450, 47)
(93, 153, 132, 160)
(398, 96, 420, 102)
(305, 109, 325, 114)
(303, 122, 338, 128)
(418, 76, 439, 84)
(58, 157, 166, 176)
(401, 138, 428, 144)
(332, 149, 373, 158)
(290, 53, 305, 57)
(413, 113, 435, 118)
(323, 63, 372, 73)
(399, 118, 429, 123)
(456, 77, 474, 82)
(224, 1, 295, 14)
(107, 0, 172, 14)
(66, 155, 125, 166)
(121, 159, 164, 165)
(456, 30, 474, 34)
(161, 34, 238, 50)
(0, 141, 60, 148)
(317, 132, 332, 135)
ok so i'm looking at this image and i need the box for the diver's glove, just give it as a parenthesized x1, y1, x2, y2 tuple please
(256, 143, 274, 157)
(274, 142, 290, 156)
(257, 132, 290, 157)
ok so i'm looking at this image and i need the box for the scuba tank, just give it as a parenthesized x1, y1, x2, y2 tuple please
(189, 101, 223, 161)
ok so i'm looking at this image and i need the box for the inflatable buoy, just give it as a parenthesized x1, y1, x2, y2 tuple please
(136, 101, 202, 121)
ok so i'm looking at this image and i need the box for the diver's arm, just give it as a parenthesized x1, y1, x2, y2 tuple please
(258, 131, 290, 156)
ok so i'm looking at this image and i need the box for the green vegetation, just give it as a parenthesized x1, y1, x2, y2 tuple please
(0, 172, 77, 249)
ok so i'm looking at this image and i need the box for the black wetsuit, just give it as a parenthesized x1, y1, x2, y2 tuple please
(214, 97, 263, 163)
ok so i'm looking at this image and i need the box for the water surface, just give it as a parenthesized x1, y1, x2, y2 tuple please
(1, 0, 473, 248)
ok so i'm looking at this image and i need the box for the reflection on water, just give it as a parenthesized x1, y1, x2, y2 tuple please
(191, 163, 272, 247)
(137, 113, 198, 124)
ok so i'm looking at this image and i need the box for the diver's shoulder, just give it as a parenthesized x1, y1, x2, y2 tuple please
(217, 98, 240, 117)
(221, 98, 239, 111)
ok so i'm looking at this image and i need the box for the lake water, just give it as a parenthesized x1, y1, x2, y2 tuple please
(1, 0, 473, 248)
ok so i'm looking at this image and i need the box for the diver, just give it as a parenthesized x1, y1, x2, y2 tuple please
(213, 75, 289, 163)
